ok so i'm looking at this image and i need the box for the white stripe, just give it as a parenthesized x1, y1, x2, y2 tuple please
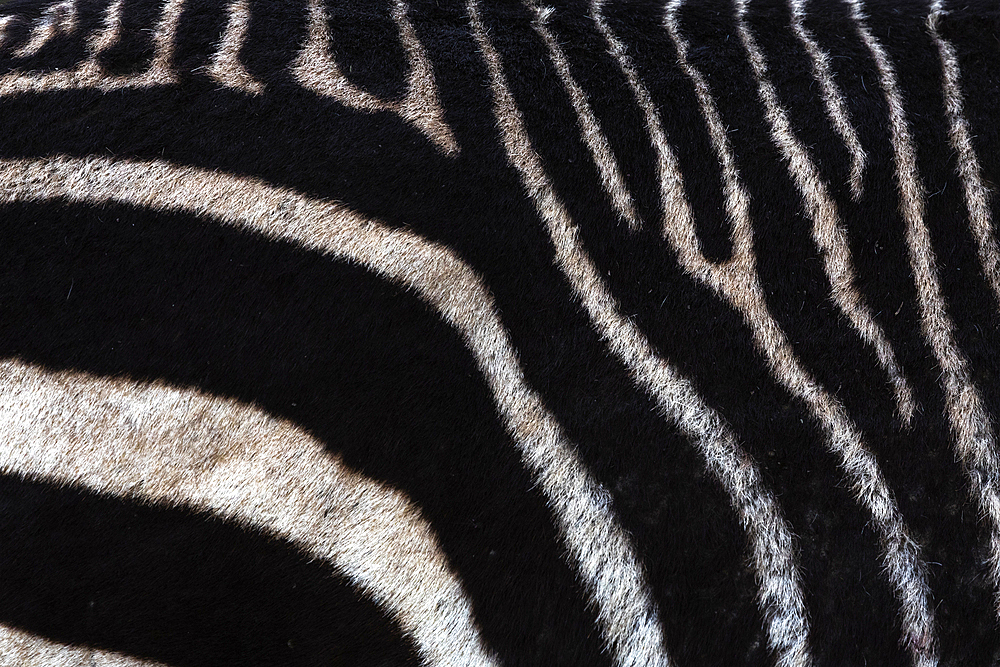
(85, 0, 123, 58)
(927, 0, 1000, 309)
(208, 0, 264, 94)
(0, 153, 657, 667)
(0, 0, 183, 95)
(788, 0, 866, 199)
(291, 0, 458, 154)
(667, 2, 938, 665)
(0, 623, 169, 667)
(592, 2, 813, 666)
(144, 0, 184, 83)
(12, 0, 77, 59)
(470, 2, 825, 665)
(528, 2, 640, 230)
(734, 0, 915, 424)
(0, 358, 500, 667)
(848, 0, 1000, 626)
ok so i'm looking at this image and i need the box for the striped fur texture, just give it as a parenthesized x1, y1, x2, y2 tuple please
(0, 0, 998, 665)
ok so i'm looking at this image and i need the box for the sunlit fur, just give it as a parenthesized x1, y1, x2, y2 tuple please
(1, 0, 999, 666)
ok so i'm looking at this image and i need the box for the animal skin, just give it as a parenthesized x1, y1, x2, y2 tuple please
(0, 0, 998, 665)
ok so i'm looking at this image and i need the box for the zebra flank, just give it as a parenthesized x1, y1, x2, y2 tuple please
(0, 0, 999, 666)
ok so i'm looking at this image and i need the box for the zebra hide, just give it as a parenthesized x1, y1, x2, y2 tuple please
(0, 0, 998, 664)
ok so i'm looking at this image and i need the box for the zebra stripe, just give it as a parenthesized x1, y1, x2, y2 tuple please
(0, 0, 181, 93)
(0, 16, 17, 50)
(0, 152, 666, 667)
(847, 0, 1000, 626)
(1, 0, 999, 664)
(12, 0, 76, 59)
(731, 3, 937, 664)
(0, 357, 500, 667)
(528, 2, 641, 231)
(291, 0, 458, 154)
(927, 0, 1000, 310)
(787, 0, 866, 200)
(732, 0, 917, 425)
(662, 4, 936, 661)
(208, 0, 263, 95)
(0, 623, 167, 667)
(592, 3, 813, 666)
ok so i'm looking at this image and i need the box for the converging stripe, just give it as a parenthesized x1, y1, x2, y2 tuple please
(0, 0, 182, 94)
(592, 2, 813, 666)
(732, 0, 916, 425)
(470, 4, 828, 667)
(666, 3, 938, 665)
(291, 0, 458, 154)
(527, 1, 641, 230)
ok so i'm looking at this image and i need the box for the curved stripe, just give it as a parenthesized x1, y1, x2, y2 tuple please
(0, 153, 658, 667)
(788, 0, 866, 199)
(208, 0, 264, 94)
(0, 623, 169, 667)
(927, 0, 1000, 310)
(0, 358, 498, 667)
(848, 0, 1000, 625)
(528, 2, 641, 230)
(592, 2, 813, 665)
(666, 3, 938, 664)
(12, 0, 77, 59)
(733, 0, 916, 424)
(291, 0, 458, 154)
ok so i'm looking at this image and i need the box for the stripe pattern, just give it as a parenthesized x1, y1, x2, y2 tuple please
(0, 0, 999, 666)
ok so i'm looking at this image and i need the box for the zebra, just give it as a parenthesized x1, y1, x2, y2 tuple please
(0, 0, 998, 664)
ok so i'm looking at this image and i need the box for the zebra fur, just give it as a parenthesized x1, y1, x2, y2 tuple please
(0, 0, 999, 665)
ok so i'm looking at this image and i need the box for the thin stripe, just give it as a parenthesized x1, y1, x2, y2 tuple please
(0, 153, 656, 667)
(668, 2, 938, 664)
(0, 359, 499, 667)
(848, 0, 1000, 625)
(85, 0, 123, 58)
(788, 0, 866, 199)
(471, 4, 678, 664)
(208, 0, 264, 94)
(12, 0, 77, 59)
(0, 0, 183, 95)
(927, 0, 1000, 309)
(733, 0, 916, 424)
(291, 0, 458, 154)
(470, 2, 823, 664)
(529, 2, 641, 230)
(592, 2, 812, 665)
(144, 0, 183, 83)
(0, 623, 169, 667)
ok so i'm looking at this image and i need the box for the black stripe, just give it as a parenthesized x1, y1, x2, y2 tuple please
(0, 474, 421, 667)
